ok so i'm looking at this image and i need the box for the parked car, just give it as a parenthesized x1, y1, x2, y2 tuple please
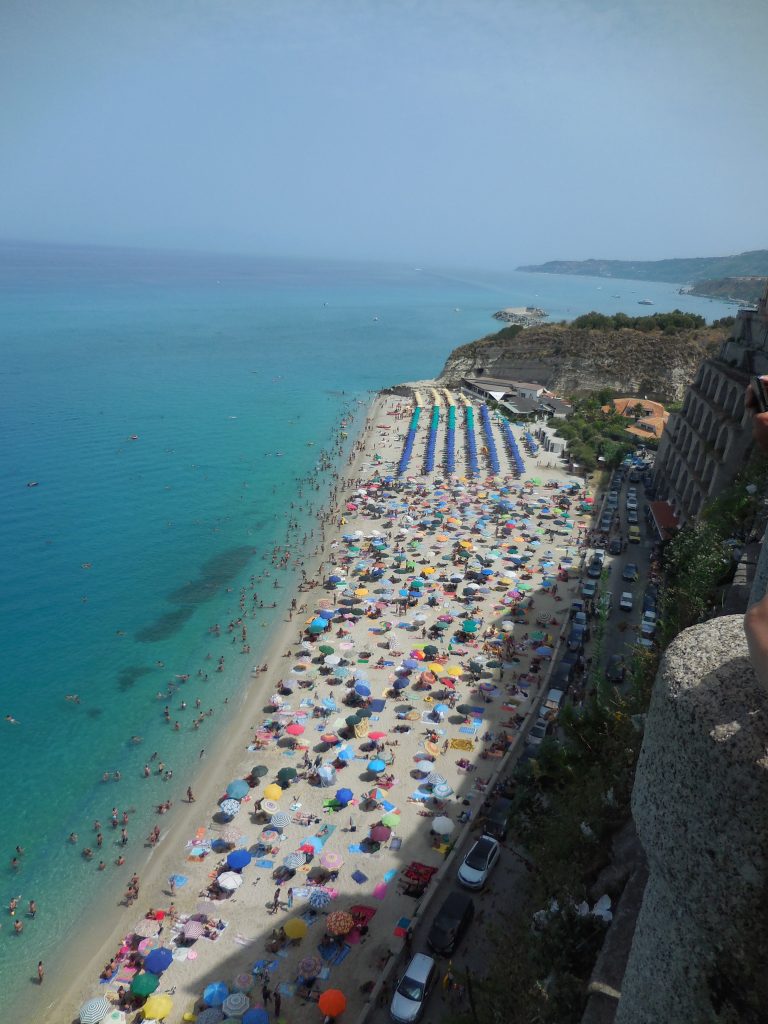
(643, 585, 658, 612)
(581, 579, 597, 598)
(573, 611, 588, 628)
(641, 611, 657, 638)
(593, 549, 606, 563)
(620, 591, 633, 611)
(568, 624, 586, 650)
(622, 563, 639, 582)
(628, 525, 641, 543)
(626, 498, 638, 513)
(609, 538, 622, 555)
(549, 662, 573, 692)
(606, 653, 625, 682)
(600, 514, 613, 532)
(390, 953, 438, 1023)
(483, 797, 513, 841)
(427, 891, 475, 955)
(457, 836, 501, 890)
(526, 717, 549, 748)
(587, 559, 603, 579)
(627, 509, 639, 524)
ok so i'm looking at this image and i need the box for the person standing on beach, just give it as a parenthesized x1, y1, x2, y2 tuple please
(271, 887, 281, 913)
(286, 887, 293, 909)
(186, 786, 195, 802)
(274, 990, 282, 1017)
(262, 980, 272, 1006)
(37, 960, 44, 984)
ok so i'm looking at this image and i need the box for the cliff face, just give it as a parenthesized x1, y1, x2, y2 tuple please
(438, 324, 725, 402)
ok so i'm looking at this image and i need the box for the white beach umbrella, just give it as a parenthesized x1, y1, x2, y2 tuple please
(432, 815, 455, 835)
(217, 872, 243, 891)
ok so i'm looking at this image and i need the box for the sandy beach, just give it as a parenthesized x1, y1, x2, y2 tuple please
(50, 388, 588, 1024)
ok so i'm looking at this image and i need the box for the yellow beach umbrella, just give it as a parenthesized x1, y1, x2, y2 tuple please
(436, 534, 448, 542)
(284, 918, 308, 940)
(446, 665, 463, 677)
(427, 662, 443, 674)
(143, 994, 173, 1019)
(264, 784, 282, 801)
(355, 587, 369, 597)
(459, 540, 472, 549)
(422, 567, 435, 575)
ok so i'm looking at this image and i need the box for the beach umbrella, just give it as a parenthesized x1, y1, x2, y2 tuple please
(320, 850, 344, 870)
(423, 644, 439, 656)
(534, 645, 553, 656)
(79, 997, 112, 1024)
(446, 665, 463, 677)
(345, 714, 361, 727)
(428, 771, 446, 786)
(318, 990, 347, 1017)
(299, 955, 324, 978)
(462, 619, 479, 632)
(414, 760, 433, 774)
(284, 917, 308, 940)
(261, 798, 280, 815)
(203, 981, 230, 1007)
(309, 888, 332, 910)
(277, 766, 298, 782)
(137, 937, 161, 955)
(370, 825, 391, 842)
(433, 782, 454, 799)
(182, 919, 205, 940)
(144, 947, 174, 974)
(264, 784, 282, 801)
(219, 798, 241, 817)
(250, 765, 268, 778)
(285, 723, 305, 737)
(336, 746, 355, 761)
(317, 764, 337, 787)
(226, 849, 252, 871)
(381, 812, 401, 828)
(356, 708, 372, 719)
(242, 1011, 269, 1024)
(432, 815, 455, 835)
(403, 658, 420, 670)
(335, 787, 353, 806)
(368, 730, 387, 741)
(226, 779, 250, 800)
(131, 973, 160, 997)
(142, 994, 173, 1020)
(324, 654, 341, 666)
(217, 871, 244, 891)
(133, 918, 161, 938)
(368, 758, 386, 773)
(354, 682, 371, 697)
(233, 973, 253, 993)
(284, 851, 307, 870)
(393, 678, 409, 690)
(319, 644, 335, 655)
(434, 703, 450, 714)
(222, 992, 250, 1018)
(326, 911, 355, 936)
(270, 811, 291, 830)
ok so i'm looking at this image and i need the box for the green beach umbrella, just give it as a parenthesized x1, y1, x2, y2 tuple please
(319, 644, 335, 655)
(381, 812, 401, 828)
(356, 708, 372, 719)
(462, 620, 479, 633)
(251, 765, 268, 778)
(277, 767, 298, 782)
(130, 973, 160, 997)
(345, 714, 361, 727)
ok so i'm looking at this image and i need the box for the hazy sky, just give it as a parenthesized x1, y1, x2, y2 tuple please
(2, 0, 766, 266)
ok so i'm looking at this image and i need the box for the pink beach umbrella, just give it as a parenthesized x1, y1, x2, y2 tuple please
(286, 723, 305, 736)
(320, 850, 344, 870)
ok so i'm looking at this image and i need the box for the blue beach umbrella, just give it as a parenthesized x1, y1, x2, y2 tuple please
(393, 678, 409, 690)
(243, 1009, 270, 1024)
(203, 981, 230, 1007)
(145, 947, 174, 974)
(355, 683, 371, 697)
(369, 758, 386, 774)
(219, 799, 240, 817)
(226, 779, 250, 800)
(226, 848, 252, 870)
(337, 747, 355, 762)
(309, 888, 332, 910)
(335, 787, 353, 806)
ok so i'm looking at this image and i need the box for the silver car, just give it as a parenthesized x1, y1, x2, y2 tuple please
(457, 835, 501, 889)
(390, 953, 437, 1023)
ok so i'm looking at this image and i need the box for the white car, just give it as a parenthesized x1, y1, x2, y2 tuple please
(526, 718, 549, 748)
(457, 835, 501, 890)
(626, 498, 638, 512)
(641, 610, 657, 637)
(390, 953, 437, 1023)
(620, 591, 633, 612)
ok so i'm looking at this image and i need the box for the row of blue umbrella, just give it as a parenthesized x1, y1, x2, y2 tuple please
(424, 405, 440, 473)
(445, 404, 456, 474)
(480, 404, 501, 474)
(465, 407, 479, 475)
(501, 419, 526, 475)
(524, 430, 539, 455)
(397, 407, 422, 475)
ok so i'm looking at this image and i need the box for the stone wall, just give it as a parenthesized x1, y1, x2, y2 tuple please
(615, 616, 768, 1023)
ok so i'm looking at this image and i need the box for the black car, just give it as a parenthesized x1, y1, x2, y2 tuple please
(587, 559, 602, 579)
(550, 662, 573, 692)
(609, 538, 622, 555)
(482, 796, 513, 840)
(643, 584, 658, 612)
(427, 890, 475, 954)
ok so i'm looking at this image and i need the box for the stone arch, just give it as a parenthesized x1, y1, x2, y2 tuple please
(690, 396, 705, 431)
(714, 424, 729, 457)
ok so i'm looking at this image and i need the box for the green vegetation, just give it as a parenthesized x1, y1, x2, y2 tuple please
(689, 276, 767, 304)
(517, 250, 768, 284)
(571, 310, 705, 334)
(550, 391, 638, 471)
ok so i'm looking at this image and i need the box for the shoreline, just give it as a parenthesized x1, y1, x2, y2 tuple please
(36, 394, 379, 1022)
(45, 386, 587, 1024)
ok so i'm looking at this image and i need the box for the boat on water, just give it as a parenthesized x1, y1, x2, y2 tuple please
(26, 481, 39, 488)
(638, 299, 654, 306)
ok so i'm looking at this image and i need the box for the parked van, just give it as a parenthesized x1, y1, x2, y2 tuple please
(628, 525, 641, 543)
(427, 890, 475, 954)
(543, 688, 565, 714)
(482, 796, 513, 841)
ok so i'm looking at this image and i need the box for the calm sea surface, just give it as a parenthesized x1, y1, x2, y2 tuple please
(0, 242, 734, 1006)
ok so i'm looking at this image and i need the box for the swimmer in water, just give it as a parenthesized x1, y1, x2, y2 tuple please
(5, 715, 20, 724)
(65, 694, 80, 704)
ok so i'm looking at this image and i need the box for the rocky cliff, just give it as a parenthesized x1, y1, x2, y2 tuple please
(438, 323, 727, 402)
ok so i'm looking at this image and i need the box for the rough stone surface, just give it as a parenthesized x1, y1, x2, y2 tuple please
(616, 616, 768, 1024)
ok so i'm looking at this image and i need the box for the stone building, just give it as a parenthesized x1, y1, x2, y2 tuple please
(653, 281, 768, 522)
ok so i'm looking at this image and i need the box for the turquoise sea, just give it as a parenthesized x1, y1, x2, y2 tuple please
(0, 242, 735, 1009)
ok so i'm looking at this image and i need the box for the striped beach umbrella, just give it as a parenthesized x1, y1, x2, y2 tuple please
(260, 798, 279, 814)
(309, 888, 332, 909)
(222, 991, 250, 1018)
(427, 771, 446, 786)
(320, 850, 344, 870)
(270, 811, 291, 829)
(283, 851, 307, 870)
(203, 981, 230, 1007)
(80, 997, 112, 1024)
(233, 973, 253, 993)
(433, 782, 454, 799)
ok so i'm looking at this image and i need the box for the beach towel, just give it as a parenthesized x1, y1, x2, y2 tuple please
(384, 869, 398, 883)
(255, 859, 274, 868)
(380, 799, 395, 812)
(450, 738, 474, 751)
(347, 843, 363, 853)
(459, 726, 479, 735)
(278, 982, 297, 996)
(389, 838, 402, 851)
(322, 698, 337, 710)
(351, 869, 368, 884)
